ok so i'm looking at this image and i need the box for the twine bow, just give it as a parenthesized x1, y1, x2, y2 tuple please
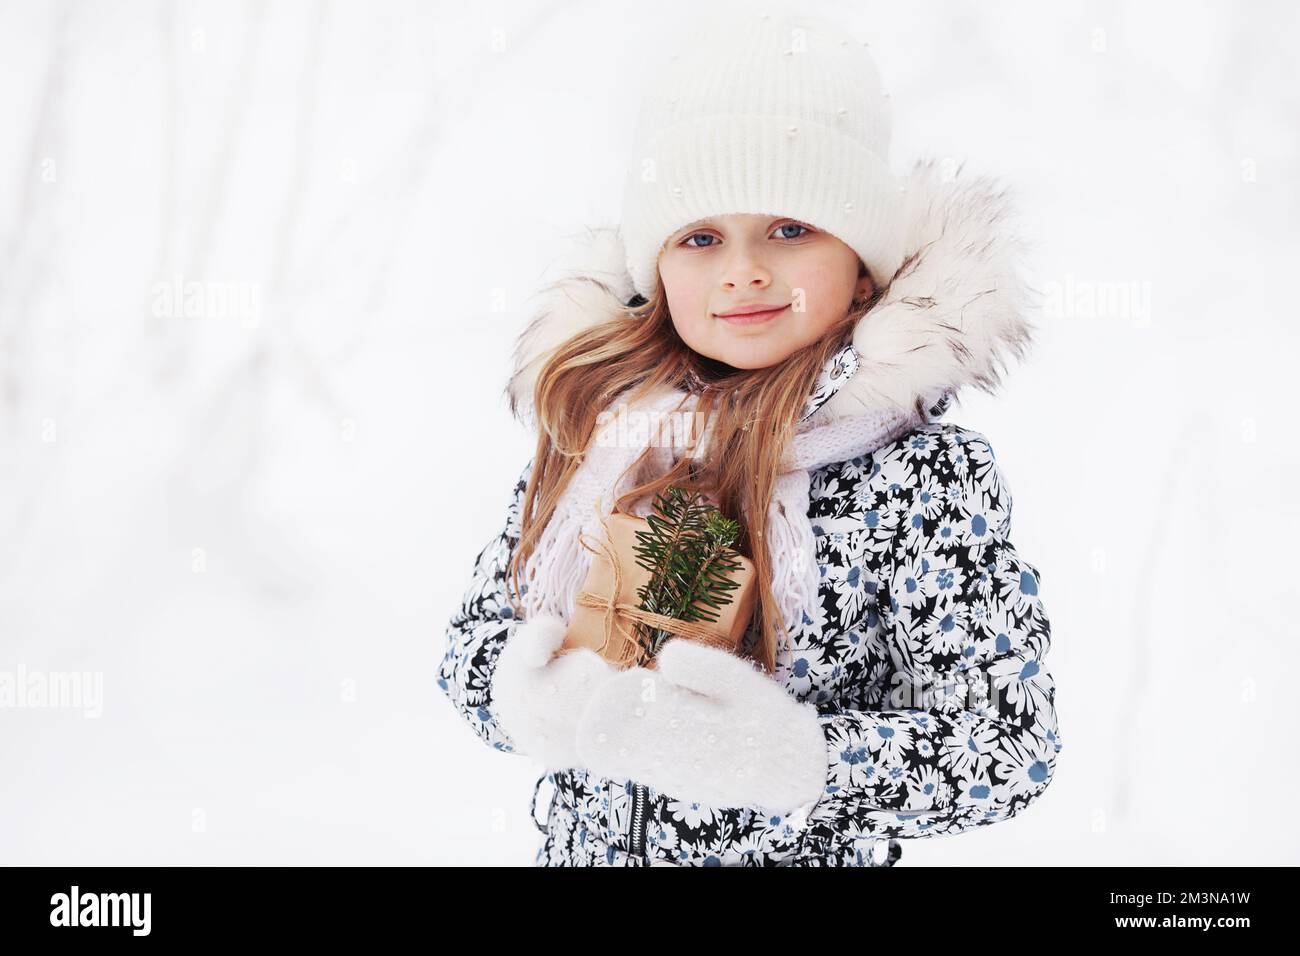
(574, 501, 738, 668)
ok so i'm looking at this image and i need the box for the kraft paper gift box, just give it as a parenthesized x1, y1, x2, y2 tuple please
(561, 510, 758, 669)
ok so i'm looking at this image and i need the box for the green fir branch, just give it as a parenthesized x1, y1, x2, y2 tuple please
(629, 486, 745, 663)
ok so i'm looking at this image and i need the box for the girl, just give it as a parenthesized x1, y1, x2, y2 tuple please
(438, 12, 1062, 867)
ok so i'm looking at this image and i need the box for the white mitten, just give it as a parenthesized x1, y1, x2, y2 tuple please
(490, 613, 618, 771)
(574, 638, 828, 814)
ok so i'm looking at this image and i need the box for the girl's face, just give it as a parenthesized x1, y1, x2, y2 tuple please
(657, 214, 874, 370)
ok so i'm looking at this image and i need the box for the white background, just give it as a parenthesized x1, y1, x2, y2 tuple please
(1, 0, 1296, 865)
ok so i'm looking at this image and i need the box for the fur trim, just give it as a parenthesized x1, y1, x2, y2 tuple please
(504, 158, 1038, 427)
(820, 158, 1038, 424)
(505, 225, 633, 426)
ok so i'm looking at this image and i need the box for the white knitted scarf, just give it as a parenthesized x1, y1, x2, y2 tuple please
(518, 382, 927, 645)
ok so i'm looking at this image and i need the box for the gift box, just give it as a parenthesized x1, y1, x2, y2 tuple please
(562, 508, 758, 669)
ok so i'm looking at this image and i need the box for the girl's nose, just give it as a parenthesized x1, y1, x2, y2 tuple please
(720, 250, 772, 290)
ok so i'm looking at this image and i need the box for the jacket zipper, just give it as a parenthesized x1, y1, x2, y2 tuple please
(629, 781, 648, 861)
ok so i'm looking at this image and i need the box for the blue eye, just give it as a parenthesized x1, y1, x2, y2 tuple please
(774, 223, 810, 239)
(682, 233, 717, 248)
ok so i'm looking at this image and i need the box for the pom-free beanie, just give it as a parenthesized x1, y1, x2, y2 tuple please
(619, 11, 906, 300)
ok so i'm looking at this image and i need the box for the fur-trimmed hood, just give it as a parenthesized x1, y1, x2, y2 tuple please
(504, 158, 1038, 429)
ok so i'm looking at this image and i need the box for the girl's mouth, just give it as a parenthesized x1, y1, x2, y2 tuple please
(714, 304, 790, 326)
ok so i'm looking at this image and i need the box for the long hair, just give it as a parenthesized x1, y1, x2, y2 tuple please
(505, 265, 878, 675)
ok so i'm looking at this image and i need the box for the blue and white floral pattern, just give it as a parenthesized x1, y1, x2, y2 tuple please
(798, 344, 859, 423)
(439, 414, 1062, 867)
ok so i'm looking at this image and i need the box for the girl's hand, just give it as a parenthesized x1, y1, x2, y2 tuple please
(573, 638, 828, 814)
(490, 614, 619, 771)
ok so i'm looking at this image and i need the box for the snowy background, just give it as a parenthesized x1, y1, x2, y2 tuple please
(1, 0, 1296, 865)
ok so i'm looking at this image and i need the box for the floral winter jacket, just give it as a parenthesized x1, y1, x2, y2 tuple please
(437, 160, 1063, 866)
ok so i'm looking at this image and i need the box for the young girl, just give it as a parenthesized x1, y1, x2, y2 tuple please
(439, 12, 1062, 867)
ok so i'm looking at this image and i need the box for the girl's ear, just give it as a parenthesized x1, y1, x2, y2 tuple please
(853, 260, 875, 303)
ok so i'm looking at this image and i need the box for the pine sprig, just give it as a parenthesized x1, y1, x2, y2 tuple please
(629, 486, 745, 663)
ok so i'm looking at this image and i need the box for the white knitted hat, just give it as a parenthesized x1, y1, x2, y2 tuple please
(620, 11, 906, 301)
